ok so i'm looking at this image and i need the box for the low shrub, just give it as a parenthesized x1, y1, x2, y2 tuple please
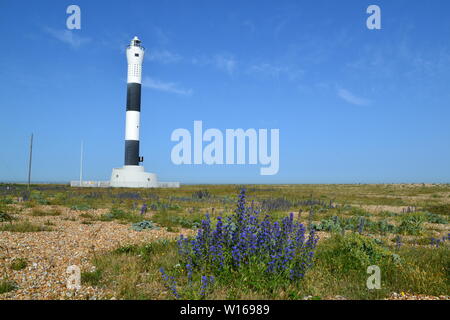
(0, 221, 51, 232)
(313, 216, 396, 235)
(71, 204, 92, 211)
(317, 233, 392, 273)
(10, 258, 28, 271)
(0, 212, 14, 222)
(152, 211, 202, 229)
(100, 208, 141, 223)
(0, 280, 17, 294)
(192, 190, 211, 200)
(0, 197, 14, 204)
(30, 207, 61, 217)
(131, 220, 158, 231)
(150, 202, 181, 211)
(424, 211, 447, 224)
(424, 204, 450, 216)
(398, 212, 426, 235)
(81, 269, 103, 286)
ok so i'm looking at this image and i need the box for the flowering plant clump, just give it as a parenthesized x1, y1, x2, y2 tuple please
(177, 188, 319, 289)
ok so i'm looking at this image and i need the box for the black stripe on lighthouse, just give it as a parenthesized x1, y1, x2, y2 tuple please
(126, 83, 141, 112)
(125, 140, 139, 166)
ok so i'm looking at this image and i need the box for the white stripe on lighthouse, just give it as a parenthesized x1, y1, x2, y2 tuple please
(125, 110, 140, 141)
(127, 63, 142, 84)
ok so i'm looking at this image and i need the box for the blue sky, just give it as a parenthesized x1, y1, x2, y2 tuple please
(1, 0, 449, 184)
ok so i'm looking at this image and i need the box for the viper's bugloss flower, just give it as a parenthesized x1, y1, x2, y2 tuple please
(160, 268, 180, 299)
(176, 188, 319, 287)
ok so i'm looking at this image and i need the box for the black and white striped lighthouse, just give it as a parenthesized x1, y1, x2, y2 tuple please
(109, 37, 179, 188)
(124, 36, 144, 166)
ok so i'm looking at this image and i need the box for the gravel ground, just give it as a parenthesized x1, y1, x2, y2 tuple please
(1, 205, 447, 300)
(388, 292, 448, 300)
(0, 206, 191, 300)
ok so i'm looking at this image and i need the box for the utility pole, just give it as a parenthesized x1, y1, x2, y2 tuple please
(79, 140, 83, 186)
(27, 133, 33, 191)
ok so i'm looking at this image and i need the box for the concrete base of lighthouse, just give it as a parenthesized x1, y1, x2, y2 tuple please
(110, 166, 158, 188)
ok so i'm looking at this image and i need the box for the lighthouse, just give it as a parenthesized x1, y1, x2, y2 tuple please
(124, 36, 144, 166)
(109, 36, 160, 188)
(69, 37, 179, 188)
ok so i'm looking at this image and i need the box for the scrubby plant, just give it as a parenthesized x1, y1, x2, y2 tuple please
(424, 211, 447, 224)
(100, 208, 141, 223)
(0, 280, 17, 294)
(313, 216, 342, 233)
(424, 204, 450, 216)
(0, 221, 51, 232)
(70, 204, 92, 211)
(152, 211, 202, 229)
(0, 212, 14, 222)
(79, 212, 96, 220)
(131, 220, 158, 231)
(150, 202, 181, 211)
(192, 189, 211, 200)
(81, 269, 103, 286)
(10, 258, 28, 271)
(30, 191, 49, 205)
(260, 197, 293, 212)
(313, 216, 395, 235)
(398, 212, 426, 235)
(30, 207, 61, 216)
(0, 197, 13, 204)
(317, 232, 392, 273)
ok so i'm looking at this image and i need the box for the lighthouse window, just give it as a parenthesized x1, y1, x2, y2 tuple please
(135, 53, 139, 57)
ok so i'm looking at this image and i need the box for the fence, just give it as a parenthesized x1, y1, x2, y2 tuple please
(70, 181, 110, 188)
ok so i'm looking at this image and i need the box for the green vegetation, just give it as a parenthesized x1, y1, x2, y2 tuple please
(313, 216, 396, 235)
(71, 204, 93, 211)
(0, 280, 17, 294)
(10, 258, 28, 271)
(398, 212, 426, 235)
(81, 269, 103, 286)
(30, 207, 61, 217)
(100, 208, 142, 223)
(86, 232, 449, 300)
(425, 204, 450, 216)
(425, 211, 448, 224)
(300, 234, 449, 299)
(0, 212, 14, 222)
(0, 203, 15, 222)
(152, 210, 202, 229)
(1, 183, 449, 300)
(0, 221, 51, 232)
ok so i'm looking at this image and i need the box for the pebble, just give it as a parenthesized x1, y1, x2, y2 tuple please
(0, 205, 193, 300)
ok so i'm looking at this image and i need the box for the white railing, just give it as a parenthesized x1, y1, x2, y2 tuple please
(70, 181, 110, 188)
(70, 181, 180, 188)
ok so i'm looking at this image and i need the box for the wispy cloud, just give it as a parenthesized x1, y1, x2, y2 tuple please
(44, 27, 91, 48)
(146, 49, 182, 64)
(191, 54, 237, 75)
(142, 76, 192, 95)
(248, 63, 286, 78)
(247, 63, 303, 81)
(337, 88, 371, 106)
(212, 54, 237, 75)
